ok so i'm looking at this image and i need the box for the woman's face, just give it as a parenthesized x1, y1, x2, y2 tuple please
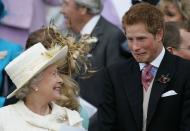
(163, 2, 183, 22)
(35, 64, 63, 102)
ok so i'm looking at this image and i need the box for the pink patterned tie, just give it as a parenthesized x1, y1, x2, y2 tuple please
(141, 64, 154, 91)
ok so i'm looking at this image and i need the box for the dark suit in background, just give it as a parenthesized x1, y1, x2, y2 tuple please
(78, 16, 131, 131)
(61, 0, 131, 107)
(90, 16, 128, 69)
(79, 16, 131, 106)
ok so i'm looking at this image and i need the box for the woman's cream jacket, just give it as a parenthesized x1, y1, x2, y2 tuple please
(0, 100, 83, 131)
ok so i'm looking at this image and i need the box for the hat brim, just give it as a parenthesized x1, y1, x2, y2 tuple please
(7, 46, 68, 99)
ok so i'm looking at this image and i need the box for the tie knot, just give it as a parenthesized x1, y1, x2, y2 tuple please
(142, 65, 153, 78)
(143, 64, 153, 72)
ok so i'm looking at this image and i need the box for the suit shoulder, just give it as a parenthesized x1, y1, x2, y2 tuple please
(107, 57, 136, 71)
(172, 54, 190, 68)
(177, 57, 190, 71)
(100, 16, 123, 34)
(167, 53, 190, 76)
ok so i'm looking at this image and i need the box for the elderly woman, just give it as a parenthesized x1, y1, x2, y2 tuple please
(25, 26, 95, 129)
(0, 43, 86, 131)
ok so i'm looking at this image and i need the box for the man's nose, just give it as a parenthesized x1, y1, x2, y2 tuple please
(131, 40, 141, 51)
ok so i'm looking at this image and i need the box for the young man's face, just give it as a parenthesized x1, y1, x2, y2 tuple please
(124, 23, 163, 63)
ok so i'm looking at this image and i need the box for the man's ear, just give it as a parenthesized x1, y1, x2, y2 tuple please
(80, 7, 88, 15)
(156, 29, 164, 42)
(166, 46, 175, 54)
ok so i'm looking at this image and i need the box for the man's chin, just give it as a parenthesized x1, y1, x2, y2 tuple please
(135, 58, 147, 63)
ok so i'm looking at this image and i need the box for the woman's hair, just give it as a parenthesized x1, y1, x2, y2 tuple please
(158, 0, 190, 22)
(56, 74, 80, 110)
(24, 26, 95, 111)
(15, 72, 43, 100)
(26, 27, 60, 49)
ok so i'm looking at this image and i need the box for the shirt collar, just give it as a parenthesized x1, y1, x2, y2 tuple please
(139, 47, 165, 70)
(80, 15, 100, 35)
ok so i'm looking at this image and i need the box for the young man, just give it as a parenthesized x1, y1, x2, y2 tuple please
(98, 3, 190, 131)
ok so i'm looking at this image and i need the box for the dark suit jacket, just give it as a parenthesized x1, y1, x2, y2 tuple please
(89, 16, 130, 70)
(78, 16, 132, 131)
(98, 51, 190, 131)
(79, 16, 131, 106)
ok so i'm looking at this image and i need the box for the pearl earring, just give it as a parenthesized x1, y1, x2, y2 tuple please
(35, 88, 38, 92)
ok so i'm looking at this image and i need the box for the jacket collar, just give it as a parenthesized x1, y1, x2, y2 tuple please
(13, 100, 83, 130)
(139, 47, 165, 70)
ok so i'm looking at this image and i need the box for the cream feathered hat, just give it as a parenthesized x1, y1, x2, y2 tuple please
(5, 43, 68, 99)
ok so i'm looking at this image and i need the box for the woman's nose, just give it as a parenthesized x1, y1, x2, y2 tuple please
(57, 75, 63, 84)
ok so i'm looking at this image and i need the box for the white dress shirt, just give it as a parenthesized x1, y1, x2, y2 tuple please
(80, 15, 100, 35)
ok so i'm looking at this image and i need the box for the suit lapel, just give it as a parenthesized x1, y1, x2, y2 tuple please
(146, 51, 176, 127)
(91, 16, 105, 36)
(122, 60, 143, 131)
(90, 17, 104, 52)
